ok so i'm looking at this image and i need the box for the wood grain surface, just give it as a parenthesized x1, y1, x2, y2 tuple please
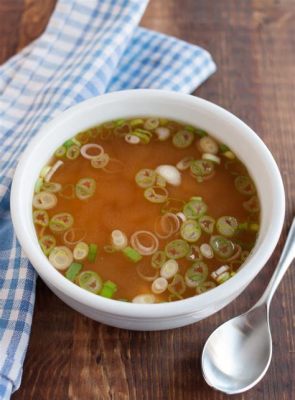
(1, 0, 294, 399)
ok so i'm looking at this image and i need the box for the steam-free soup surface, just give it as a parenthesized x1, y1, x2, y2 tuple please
(32, 118, 260, 303)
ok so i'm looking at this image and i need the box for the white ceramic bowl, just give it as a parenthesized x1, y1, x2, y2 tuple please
(11, 89, 285, 331)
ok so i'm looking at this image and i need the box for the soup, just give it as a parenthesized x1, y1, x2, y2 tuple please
(32, 117, 260, 303)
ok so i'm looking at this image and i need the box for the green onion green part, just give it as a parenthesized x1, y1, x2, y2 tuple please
(77, 271, 102, 294)
(66, 262, 83, 281)
(88, 244, 98, 263)
(100, 280, 117, 298)
(122, 246, 142, 263)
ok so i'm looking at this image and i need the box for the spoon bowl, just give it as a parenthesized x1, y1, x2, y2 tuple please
(202, 217, 295, 394)
(202, 305, 272, 394)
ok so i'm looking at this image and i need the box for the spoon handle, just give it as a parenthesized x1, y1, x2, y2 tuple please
(255, 217, 295, 309)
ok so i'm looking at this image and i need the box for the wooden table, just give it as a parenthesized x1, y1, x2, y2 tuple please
(1, 1, 294, 399)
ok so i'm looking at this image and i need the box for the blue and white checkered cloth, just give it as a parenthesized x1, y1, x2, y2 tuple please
(0, 0, 216, 398)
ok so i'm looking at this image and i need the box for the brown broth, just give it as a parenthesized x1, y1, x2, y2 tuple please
(33, 118, 260, 303)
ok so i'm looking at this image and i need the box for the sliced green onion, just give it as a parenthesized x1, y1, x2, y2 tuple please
(135, 169, 156, 188)
(130, 231, 159, 255)
(168, 274, 186, 295)
(155, 165, 181, 186)
(122, 246, 142, 263)
(39, 235, 56, 256)
(73, 242, 89, 261)
(151, 251, 167, 269)
(160, 259, 179, 279)
(200, 243, 214, 259)
(190, 159, 215, 181)
(49, 212, 74, 232)
(66, 145, 80, 160)
(223, 151, 236, 159)
(183, 198, 207, 220)
(202, 153, 220, 164)
(185, 260, 208, 287)
(210, 235, 235, 259)
(154, 213, 180, 239)
(44, 160, 64, 182)
(195, 128, 208, 138)
(75, 177, 96, 200)
(234, 175, 256, 195)
(40, 165, 51, 178)
(151, 277, 168, 294)
(33, 210, 49, 227)
(176, 156, 194, 171)
(196, 281, 216, 294)
(211, 265, 230, 283)
(100, 280, 117, 298)
(72, 137, 82, 147)
(180, 220, 201, 243)
(55, 146, 66, 158)
(144, 186, 168, 203)
(132, 294, 156, 304)
(49, 246, 73, 270)
(42, 182, 62, 193)
(219, 144, 230, 153)
(111, 230, 128, 250)
(132, 129, 152, 144)
(216, 216, 238, 237)
(144, 118, 159, 130)
(65, 262, 83, 281)
(81, 144, 104, 160)
(75, 131, 90, 144)
(91, 153, 110, 169)
(63, 139, 76, 149)
(165, 239, 190, 259)
(199, 215, 215, 234)
(198, 136, 219, 154)
(155, 127, 170, 141)
(243, 196, 260, 213)
(88, 243, 98, 263)
(33, 191, 57, 210)
(125, 134, 141, 144)
(172, 130, 194, 148)
(34, 177, 43, 193)
(130, 118, 144, 127)
(77, 271, 102, 294)
(186, 244, 202, 261)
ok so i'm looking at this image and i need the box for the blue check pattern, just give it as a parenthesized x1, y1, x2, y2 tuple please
(0, 0, 216, 398)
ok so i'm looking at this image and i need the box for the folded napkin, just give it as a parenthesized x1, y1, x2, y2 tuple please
(0, 0, 216, 398)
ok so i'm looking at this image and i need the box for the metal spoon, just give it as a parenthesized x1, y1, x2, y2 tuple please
(201, 217, 295, 394)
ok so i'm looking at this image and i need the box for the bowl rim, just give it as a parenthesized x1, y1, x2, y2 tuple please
(11, 89, 285, 318)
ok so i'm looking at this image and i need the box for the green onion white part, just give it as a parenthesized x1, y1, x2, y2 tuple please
(155, 127, 170, 141)
(160, 259, 179, 280)
(44, 160, 64, 182)
(81, 143, 104, 160)
(155, 165, 181, 186)
(49, 246, 73, 270)
(151, 277, 168, 294)
(111, 230, 128, 250)
(33, 192, 57, 210)
(132, 294, 156, 304)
